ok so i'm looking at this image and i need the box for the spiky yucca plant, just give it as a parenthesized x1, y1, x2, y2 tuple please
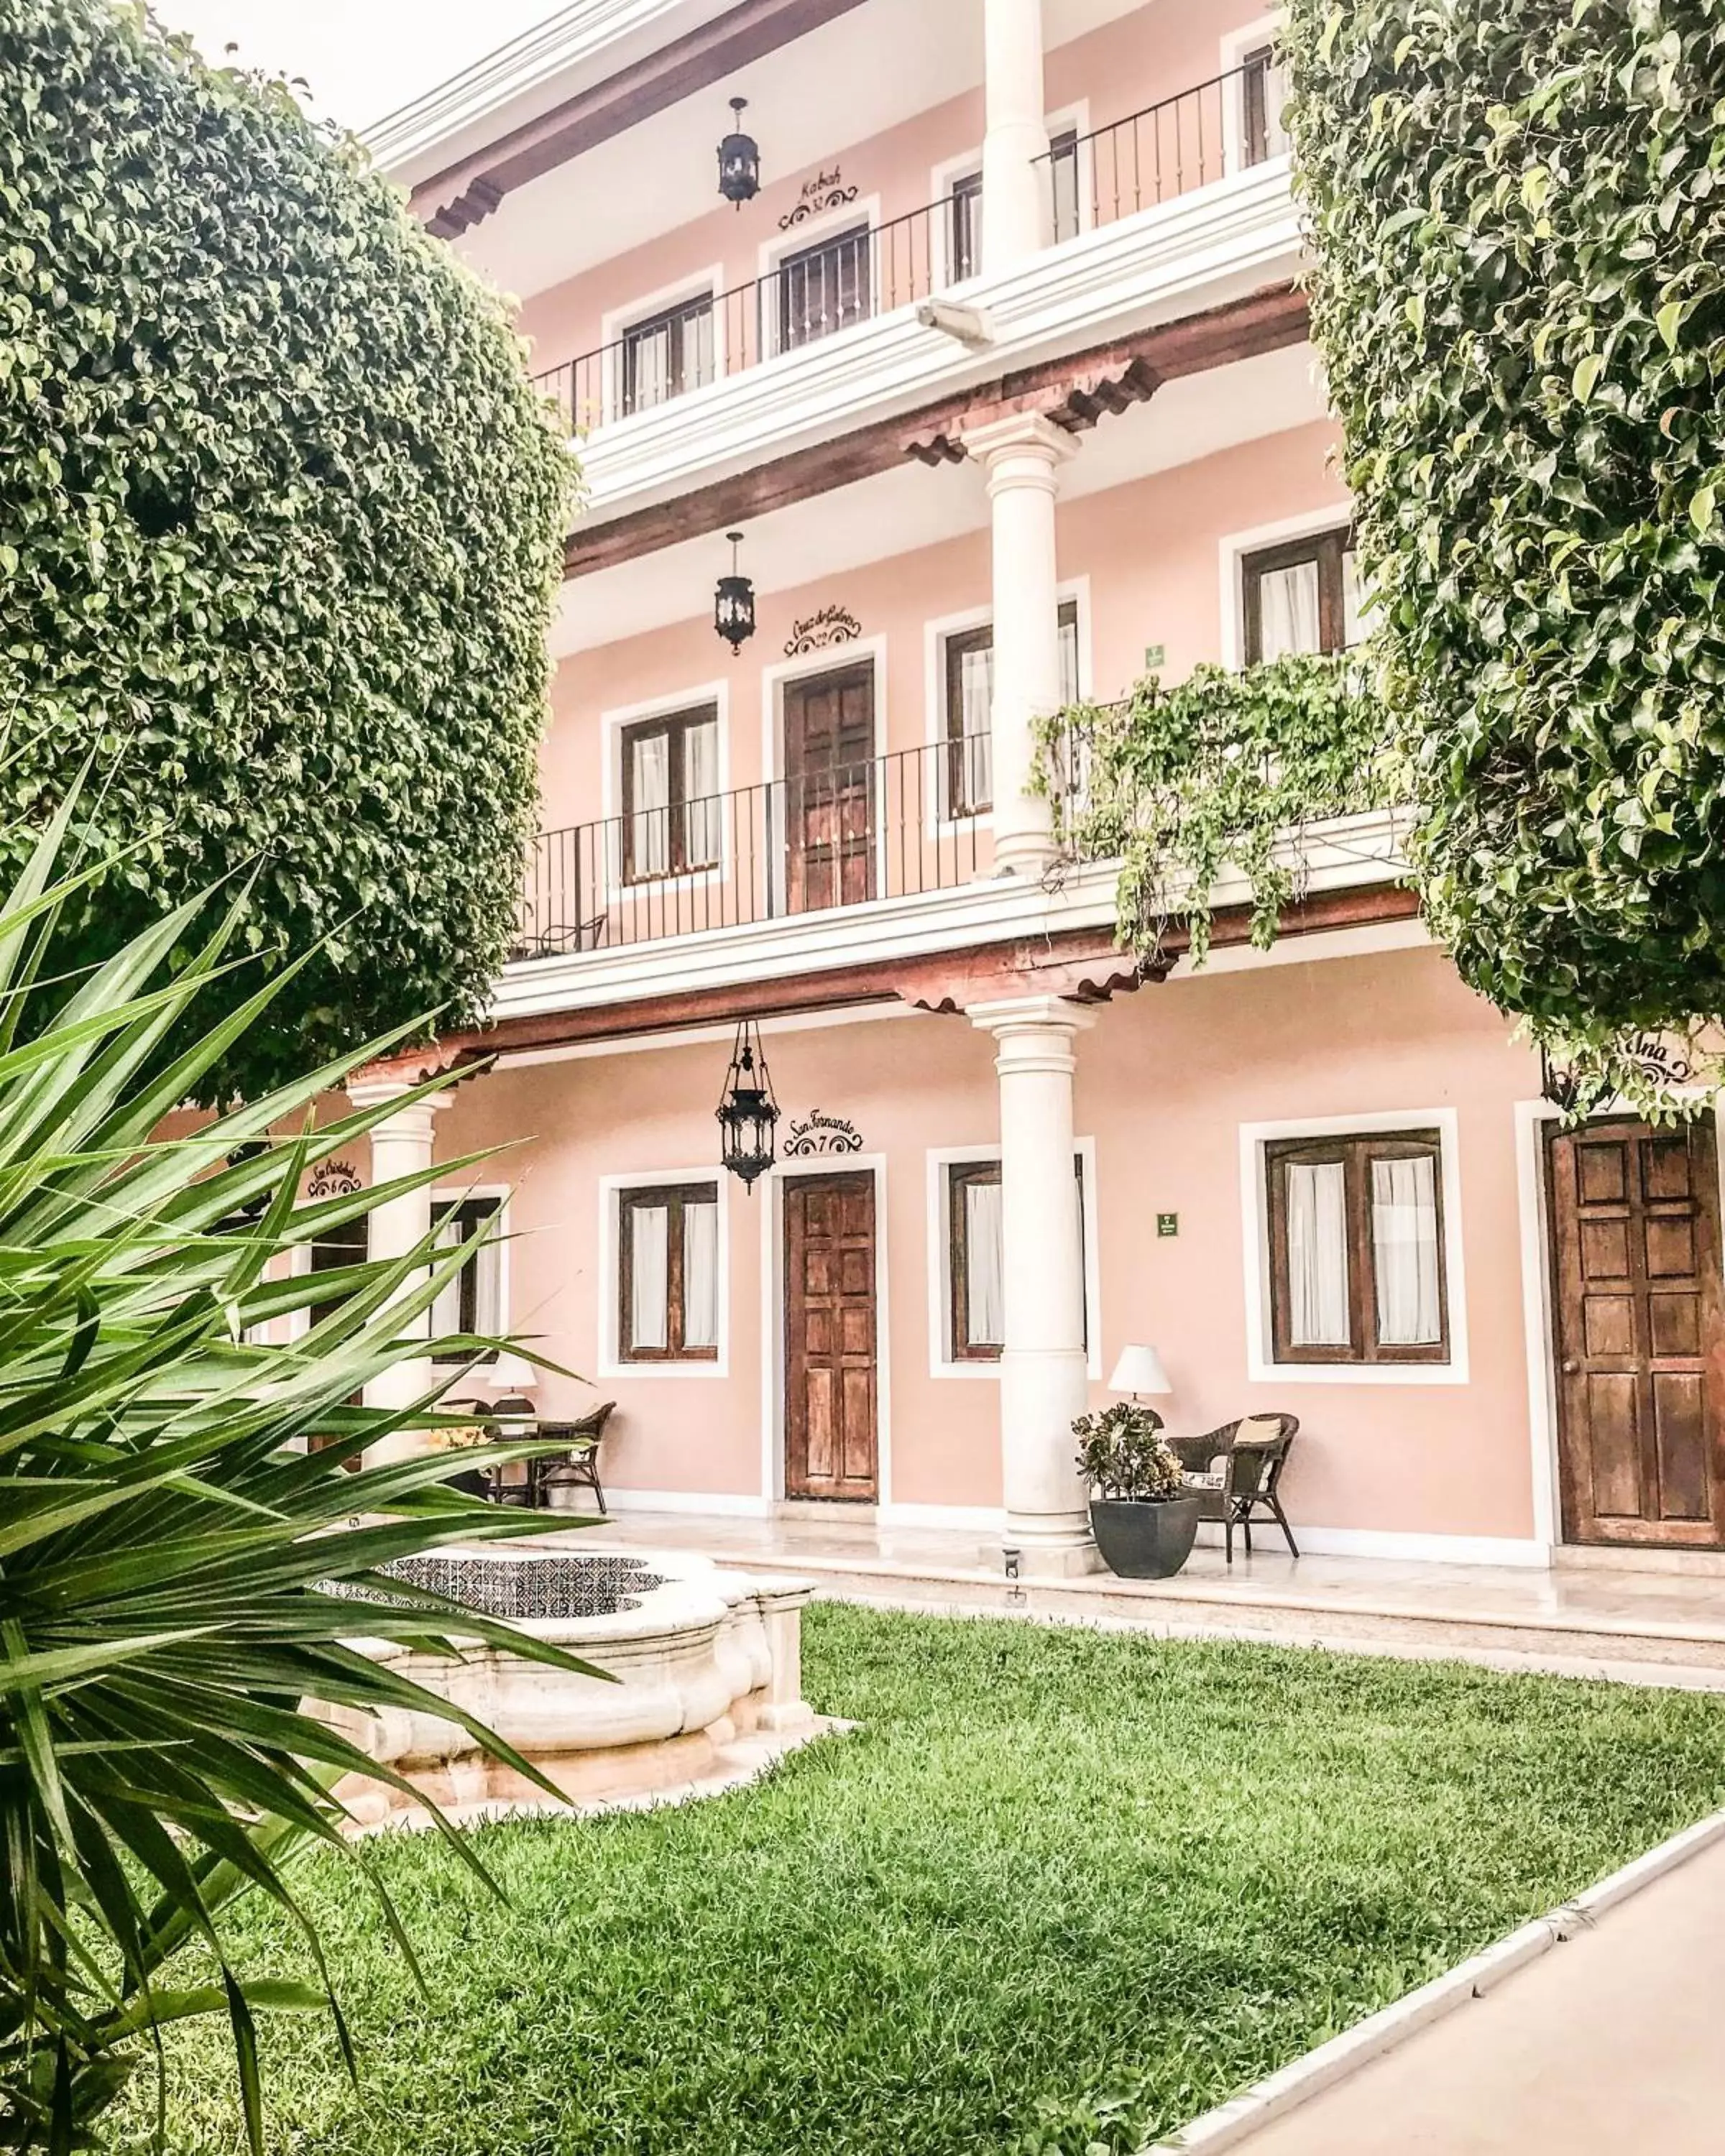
(0, 801, 591, 2151)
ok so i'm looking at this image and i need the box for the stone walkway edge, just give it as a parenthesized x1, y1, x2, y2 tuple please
(1149, 1805, 1725, 2152)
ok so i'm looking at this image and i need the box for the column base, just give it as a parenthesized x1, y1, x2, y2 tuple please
(990, 1523, 1107, 1579)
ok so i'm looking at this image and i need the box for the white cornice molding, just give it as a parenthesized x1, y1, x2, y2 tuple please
(366, 0, 717, 180)
(569, 160, 1302, 530)
(490, 807, 1410, 1024)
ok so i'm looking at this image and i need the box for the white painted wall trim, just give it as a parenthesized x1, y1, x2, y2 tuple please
(1196, 1521, 1550, 1568)
(760, 1151, 893, 1511)
(603, 1487, 773, 1519)
(427, 1179, 512, 1372)
(924, 1138, 1102, 1381)
(597, 1164, 732, 1380)
(1238, 1105, 1472, 1386)
(570, 161, 1301, 530)
(759, 632, 889, 788)
(1218, 499, 1354, 671)
(494, 809, 1409, 1025)
(1218, 12, 1287, 177)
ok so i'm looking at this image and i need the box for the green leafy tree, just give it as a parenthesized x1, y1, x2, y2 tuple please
(1284, 0, 1725, 1110)
(0, 801, 589, 2152)
(0, 0, 574, 1100)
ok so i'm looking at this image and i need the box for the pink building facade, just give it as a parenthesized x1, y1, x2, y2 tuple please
(351, 0, 1725, 1569)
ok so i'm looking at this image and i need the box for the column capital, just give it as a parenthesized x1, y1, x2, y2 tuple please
(958, 409, 1081, 476)
(967, 992, 1098, 1041)
(344, 1077, 453, 1143)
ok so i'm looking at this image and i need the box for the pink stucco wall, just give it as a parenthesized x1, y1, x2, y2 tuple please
(518, 0, 1268, 384)
(436, 945, 1547, 1540)
(538, 418, 1348, 836)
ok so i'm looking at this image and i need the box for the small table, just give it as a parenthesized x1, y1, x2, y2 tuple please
(483, 1414, 610, 1514)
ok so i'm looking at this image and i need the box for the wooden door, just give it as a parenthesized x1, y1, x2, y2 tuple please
(1548, 1116, 1725, 1547)
(783, 1171, 878, 1501)
(782, 663, 875, 916)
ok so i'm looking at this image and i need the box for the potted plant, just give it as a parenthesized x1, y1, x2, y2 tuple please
(1073, 1401, 1202, 1579)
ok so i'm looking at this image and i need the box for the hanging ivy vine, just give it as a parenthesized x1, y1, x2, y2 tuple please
(1038, 653, 1399, 967)
(1284, 0, 1725, 1116)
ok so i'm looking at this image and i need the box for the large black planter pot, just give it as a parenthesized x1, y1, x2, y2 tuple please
(1090, 1495, 1202, 1580)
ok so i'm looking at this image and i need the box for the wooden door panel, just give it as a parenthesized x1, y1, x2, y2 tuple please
(782, 665, 876, 917)
(784, 1171, 878, 1501)
(1550, 1116, 1725, 1547)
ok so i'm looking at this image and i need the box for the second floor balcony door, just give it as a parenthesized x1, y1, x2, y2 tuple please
(782, 662, 875, 916)
(778, 223, 872, 351)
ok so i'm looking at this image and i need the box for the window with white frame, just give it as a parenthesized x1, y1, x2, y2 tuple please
(620, 704, 722, 881)
(939, 599, 1081, 817)
(617, 1181, 721, 1363)
(1240, 43, 1289, 165)
(942, 124, 1081, 285)
(620, 290, 716, 415)
(1262, 1130, 1449, 1365)
(428, 1195, 505, 1365)
(1241, 526, 1363, 663)
(944, 1152, 1089, 1361)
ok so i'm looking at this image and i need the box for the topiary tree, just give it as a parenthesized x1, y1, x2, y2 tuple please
(1285, 0, 1725, 1111)
(0, 0, 574, 1099)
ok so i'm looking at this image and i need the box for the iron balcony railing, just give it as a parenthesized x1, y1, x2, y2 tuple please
(514, 736, 998, 962)
(533, 192, 963, 436)
(1038, 63, 1282, 233)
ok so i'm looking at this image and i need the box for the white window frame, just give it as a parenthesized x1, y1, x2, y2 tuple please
(428, 1183, 511, 1369)
(757, 195, 883, 361)
(599, 264, 726, 427)
(599, 679, 731, 903)
(1220, 14, 1289, 178)
(1240, 1107, 1470, 1385)
(599, 1167, 730, 1379)
(1218, 507, 1357, 671)
(921, 579, 1091, 834)
(929, 100, 1093, 280)
(926, 1139, 1103, 1380)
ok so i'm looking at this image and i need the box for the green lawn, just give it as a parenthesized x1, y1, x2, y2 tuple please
(119, 1606, 1725, 2156)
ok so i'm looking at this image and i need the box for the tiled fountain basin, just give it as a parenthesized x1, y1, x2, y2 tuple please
(328, 1548, 822, 1824)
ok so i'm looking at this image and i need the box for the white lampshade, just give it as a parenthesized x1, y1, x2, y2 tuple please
(481, 1351, 538, 1398)
(1108, 1344, 1172, 1396)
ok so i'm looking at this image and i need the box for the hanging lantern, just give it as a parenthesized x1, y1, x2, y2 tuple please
(714, 530, 755, 655)
(716, 1019, 779, 1191)
(717, 96, 761, 207)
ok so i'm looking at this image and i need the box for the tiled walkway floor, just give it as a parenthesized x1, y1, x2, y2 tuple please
(554, 1508, 1725, 1683)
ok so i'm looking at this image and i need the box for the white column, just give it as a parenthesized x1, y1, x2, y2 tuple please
(961, 411, 1078, 878)
(970, 994, 1099, 1574)
(981, 0, 1052, 271)
(346, 1079, 448, 1457)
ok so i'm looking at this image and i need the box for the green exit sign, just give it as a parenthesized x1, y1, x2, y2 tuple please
(1157, 1212, 1179, 1238)
(1144, 643, 1167, 671)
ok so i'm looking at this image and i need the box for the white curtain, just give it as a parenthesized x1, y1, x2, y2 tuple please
(629, 1204, 669, 1350)
(1258, 560, 1322, 660)
(1286, 1160, 1351, 1345)
(684, 717, 721, 867)
(964, 1176, 1005, 1349)
(957, 643, 993, 811)
(470, 1236, 502, 1339)
(428, 1207, 464, 1341)
(683, 1198, 719, 1350)
(630, 732, 671, 876)
(1372, 1154, 1442, 1345)
(1261, 58, 1291, 157)
(1342, 548, 1366, 648)
(628, 324, 671, 412)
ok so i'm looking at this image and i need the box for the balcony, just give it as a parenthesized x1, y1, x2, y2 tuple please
(514, 737, 995, 962)
(532, 66, 1282, 443)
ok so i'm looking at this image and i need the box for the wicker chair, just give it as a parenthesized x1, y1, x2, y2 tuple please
(1164, 1414, 1300, 1564)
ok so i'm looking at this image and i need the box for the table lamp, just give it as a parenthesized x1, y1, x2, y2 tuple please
(1108, 1345, 1172, 1403)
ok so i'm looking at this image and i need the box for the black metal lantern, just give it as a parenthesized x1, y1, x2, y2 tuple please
(714, 530, 755, 655)
(717, 96, 760, 207)
(717, 1019, 778, 1191)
